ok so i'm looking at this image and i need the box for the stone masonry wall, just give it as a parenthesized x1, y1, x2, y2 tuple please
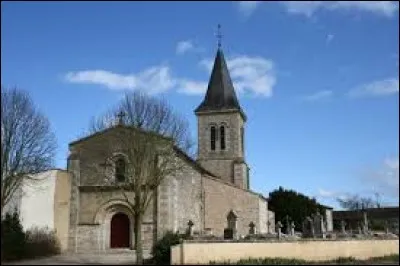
(197, 112, 245, 184)
(157, 155, 203, 239)
(202, 176, 266, 237)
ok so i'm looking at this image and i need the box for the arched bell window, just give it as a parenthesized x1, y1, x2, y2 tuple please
(210, 126, 216, 151)
(220, 125, 226, 150)
(115, 158, 126, 182)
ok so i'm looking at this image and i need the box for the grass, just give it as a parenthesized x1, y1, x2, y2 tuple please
(209, 254, 399, 265)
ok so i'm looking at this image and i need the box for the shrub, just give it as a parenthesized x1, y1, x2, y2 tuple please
(1, 211, 26, 261)
(24, 226, 61, 259)
(151, 231, 181, 265)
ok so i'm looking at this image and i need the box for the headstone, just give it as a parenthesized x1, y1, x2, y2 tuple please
(224, 228, 234, 240)
(249, 221, 256, 235)
(357, 223, 362, 235)
(285, 215, 290, 235)
(225, 210, 238, 240)
(385, 221, 390, 235)
(302, 216, 313, 238)
(316, 212, 326, 238)
(362, 211, 369, 234)
(341, 220, 346, 235)
(276, 221, 283, 239)
(290, 221, 295, 236)
(187, 220, 194, 237)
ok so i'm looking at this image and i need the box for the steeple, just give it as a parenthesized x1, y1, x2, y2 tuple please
(194, 48, 246, 120)
(195, 26, 249, 190)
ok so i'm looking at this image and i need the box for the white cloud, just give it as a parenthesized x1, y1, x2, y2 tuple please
(384, 157, 399, 171)
(282, 1, 324, 17)
(281, 1, 399, 18)
(317, 189, 350, 200)
(326, 34, 334, 44)
(362, 156, 399, 199)
(65, 66, 176, 94)
(301, 90, 333, 102)
(66, 54, 276, 97)
(177, 80, 208, 95)
(238, 1, 261, 17)
(347, 78, 399, 98)
(176, 40, 194, 55)
(329, 1, 399, 17)
(197, 55, 276, 97)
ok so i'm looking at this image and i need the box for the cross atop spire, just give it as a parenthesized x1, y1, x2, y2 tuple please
(117, 110, 126, 125)
(216, 24, 223, 49)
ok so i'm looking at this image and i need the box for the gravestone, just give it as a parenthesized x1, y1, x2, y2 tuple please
(276, 221, 283, 239)
(314, 211, 326, 238)
(385, 221, 390, 235)
(224, 228, 234, 240)
(358, 223, 362, 235)
(186, 220, 194, 237)
(249, 221, 256, 235)
(341, 220, 346, 235)
(225, 210, 238, 240)
(362, 212, 369, 234)
(302, 217, 314, 238)
(285, 215, 290, 235)
(290, 221, 295, 236)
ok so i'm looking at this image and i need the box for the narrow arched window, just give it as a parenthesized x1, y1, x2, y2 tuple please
(115, 158, 126, 182)
(210, 126, 216, 151)
(220, 126, 225, 150)
(241, 127, 244, 153)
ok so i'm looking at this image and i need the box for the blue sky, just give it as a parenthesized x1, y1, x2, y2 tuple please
(1, 1, 399, 209)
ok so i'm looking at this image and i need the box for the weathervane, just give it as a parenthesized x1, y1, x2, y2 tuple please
(216, 24, 223, 48)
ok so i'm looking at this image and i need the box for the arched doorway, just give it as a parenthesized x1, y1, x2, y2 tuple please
(110, 212, 130, 248)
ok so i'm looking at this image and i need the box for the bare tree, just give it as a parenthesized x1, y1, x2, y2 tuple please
(89, 91, 194, 156)
(1, 87, 56, 215)
(85, 91, 190, 264)
(337, 194, 379, 210)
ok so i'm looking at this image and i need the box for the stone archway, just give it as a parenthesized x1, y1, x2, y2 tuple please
(94, 200, 135, 250)
(110, 212, 130, 248)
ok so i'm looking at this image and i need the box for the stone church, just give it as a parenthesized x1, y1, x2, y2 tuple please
(7, 47, 275, 253)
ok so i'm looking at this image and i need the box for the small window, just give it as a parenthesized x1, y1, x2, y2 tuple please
(220, 126, 226, 150)
(115, 158, 126, 182)
(210, 126, 216, 151)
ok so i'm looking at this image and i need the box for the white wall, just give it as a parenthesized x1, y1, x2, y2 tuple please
(19, 170, 56, 231)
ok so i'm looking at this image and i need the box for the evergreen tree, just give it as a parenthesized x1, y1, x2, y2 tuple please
(1, 211, 26, 261)
(268, 187, 327, 233)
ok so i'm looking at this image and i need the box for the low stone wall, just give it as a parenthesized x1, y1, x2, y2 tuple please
(171, 239, 399, 264)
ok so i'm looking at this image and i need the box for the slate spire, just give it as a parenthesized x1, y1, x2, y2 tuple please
(194, 48, 245, 119)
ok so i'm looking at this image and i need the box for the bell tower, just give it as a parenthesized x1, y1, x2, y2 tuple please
(194, 28, 249, 189)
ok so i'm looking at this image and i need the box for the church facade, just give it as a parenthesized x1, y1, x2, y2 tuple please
(6, 47, 275, 253)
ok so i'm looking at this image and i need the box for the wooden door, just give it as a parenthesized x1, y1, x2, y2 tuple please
(110, 213, 130, 248)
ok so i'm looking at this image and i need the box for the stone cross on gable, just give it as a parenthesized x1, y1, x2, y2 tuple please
(117, 110, 126, 125)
